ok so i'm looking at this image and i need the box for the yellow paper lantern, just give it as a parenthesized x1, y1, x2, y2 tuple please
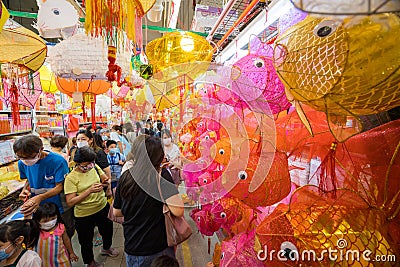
(39, 65, 58, 93)
(0, 2, 10, 32)
(145, 31, 213, 81)
(0, 20, 46, 73)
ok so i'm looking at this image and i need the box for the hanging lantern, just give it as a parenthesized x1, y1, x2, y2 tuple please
(48, 33, 131, 81)
(0, 2, 10, 32)
(274, 13, 400, 141)
(55, 77, 110, 96)
(35, 0, 80, 39)
(291, 0, 400, 15)
(145, 31, 213, 81)
(0, 19, 47, 74)
(38, 64, 58, 93)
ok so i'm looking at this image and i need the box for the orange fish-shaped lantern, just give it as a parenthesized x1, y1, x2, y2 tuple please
(223, 148, 291, 209)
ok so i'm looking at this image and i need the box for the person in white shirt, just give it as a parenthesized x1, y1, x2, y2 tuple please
(161, 129, 182, 185)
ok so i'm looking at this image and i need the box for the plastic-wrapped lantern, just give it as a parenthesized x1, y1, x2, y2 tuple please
(291, 0, 400, 15)
(145, 31, 213, 81)
(274, 14, 400, 141)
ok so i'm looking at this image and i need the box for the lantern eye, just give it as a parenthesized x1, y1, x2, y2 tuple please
(280, 241, 298, 261)
(221, 252, 225, 259)
(203, 178, 208, 184)
(52, 8, 60, 15)
(197, 217, 201, 222)
(220, 212, 227, 218)
(205, 135, 210, 140)
(253, 58, 264, 68)
(313, 20, 338, 38)
(219, 149, 225, 155)
(238, 171, 247, 180)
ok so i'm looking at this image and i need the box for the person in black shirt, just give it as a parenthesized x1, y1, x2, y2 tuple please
(113, 135, 185, 267)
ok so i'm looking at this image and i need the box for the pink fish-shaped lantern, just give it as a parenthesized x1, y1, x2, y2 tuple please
(231, 35, 291, 115)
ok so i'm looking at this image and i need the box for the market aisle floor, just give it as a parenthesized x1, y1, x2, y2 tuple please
(71, 208, 218, 267)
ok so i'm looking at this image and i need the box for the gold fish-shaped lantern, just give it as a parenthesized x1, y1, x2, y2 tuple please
(274, 13, 400, 141)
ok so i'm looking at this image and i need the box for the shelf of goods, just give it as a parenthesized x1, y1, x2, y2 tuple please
(0, 110, 32, 136)
(0, 137, 28, 223)
(35, 110, 64, 137)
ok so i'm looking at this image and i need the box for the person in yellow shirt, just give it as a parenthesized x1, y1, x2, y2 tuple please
(64, 147, 119, 267)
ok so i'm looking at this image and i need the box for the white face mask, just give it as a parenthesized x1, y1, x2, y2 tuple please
(77, 141, 89, 148)
(40, 218, 58, 231)
(21, 152, 41, 166)
(163, 138, 172, 146)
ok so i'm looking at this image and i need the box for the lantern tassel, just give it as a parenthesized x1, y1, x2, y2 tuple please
(10, 82, 21, 126)
(82, 100, 87, 122)
(91, 94, 96, 130)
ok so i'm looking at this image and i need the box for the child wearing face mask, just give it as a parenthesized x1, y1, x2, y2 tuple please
(64, 147, 118, 267)
(33, 202, 78, 266)
(13, 135, 74, 239)
(0, 219, 41, 267)
(105, 140, 126, 189)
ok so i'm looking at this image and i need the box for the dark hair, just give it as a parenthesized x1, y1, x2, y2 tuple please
(71, 137, 77, 146)
(74, 146, 96, 163)
(0, 219, 40, 249)
(76, 129, 102, 152)
(135, 122, 142, 131)
(123, 122, 134, 133)
(93, 133, 105, 149)
(106, 140, 117, 148)
(33, 202, 63, 226)
(161, 129, 172, 139)
(119, 135, 164, 198)
(13, 135, 43, 156)
(50, 135, 68, 149)
(151, 255, 179, 267)
(156, 122, 163, 132)
(112, 125, 123, 133)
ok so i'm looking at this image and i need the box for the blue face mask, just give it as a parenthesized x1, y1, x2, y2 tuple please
(102, 136, 109, 141)
(0, 244, 14, 261)
(109, 148, 118, 155)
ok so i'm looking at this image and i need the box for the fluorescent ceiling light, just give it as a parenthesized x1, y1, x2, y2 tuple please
(216, 0, 294, 63)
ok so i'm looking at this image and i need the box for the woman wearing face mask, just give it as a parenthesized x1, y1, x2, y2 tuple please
(69, 130, 111, 182)
(161, 129, 182, 185)
(13, 135, 74, 238)
(0, 219, 41, 267)
(64, 147, 119, 267)
(33, 202, 78, 267)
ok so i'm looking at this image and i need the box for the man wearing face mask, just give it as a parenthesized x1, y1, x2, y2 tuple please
(13, 135, 74, 238)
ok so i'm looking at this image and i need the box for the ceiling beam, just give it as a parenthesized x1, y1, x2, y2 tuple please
(7, 10, 208, 37)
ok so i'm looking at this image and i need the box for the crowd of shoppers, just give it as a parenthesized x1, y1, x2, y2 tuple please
(5, 118, 190, 267)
